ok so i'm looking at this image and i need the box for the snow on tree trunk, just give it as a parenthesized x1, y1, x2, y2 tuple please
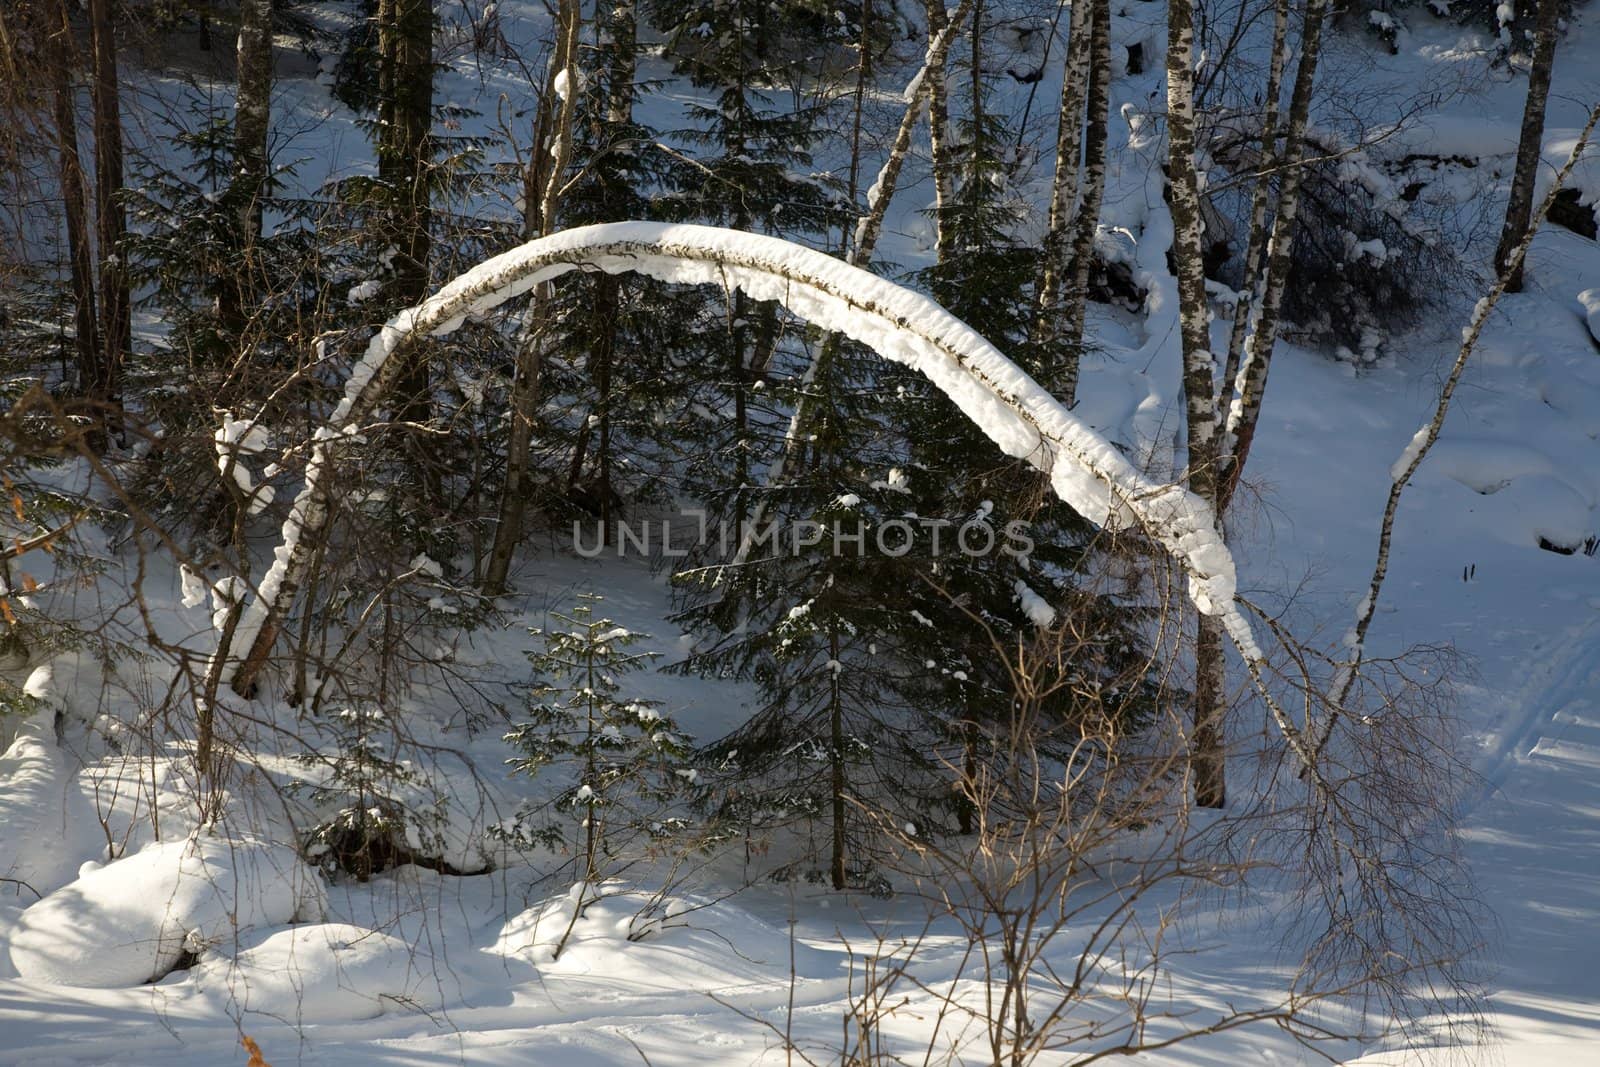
(538, 0, 581, 239)
(1219, 0, 1330, 511)
(1493, 0, 1560, 293)
(1056, 0, 1112, 407)
(1217, 0, 1287, 426)
(1032, 0, 1094, 376)
(229, 222, 1257, 697)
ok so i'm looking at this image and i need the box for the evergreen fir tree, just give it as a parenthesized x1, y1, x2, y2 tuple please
(295, 704, 450, 881)
(535, 9, 707, 529)
(882, 7, 1165, 828)
(503, 594, 698, 881)
(647, 0, 847, 511)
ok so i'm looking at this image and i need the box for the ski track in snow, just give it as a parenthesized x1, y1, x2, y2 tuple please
(1471, 612, 1600, 811)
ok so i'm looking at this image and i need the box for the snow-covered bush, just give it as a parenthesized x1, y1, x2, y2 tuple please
(1207, 131, 1465, 363)
(1278, 153, 1449, 362)
(1334, 0, 1570, 51)
(290, 705, 471, 881)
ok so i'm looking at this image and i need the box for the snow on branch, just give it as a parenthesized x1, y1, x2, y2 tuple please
(233, 222, 1258, 693)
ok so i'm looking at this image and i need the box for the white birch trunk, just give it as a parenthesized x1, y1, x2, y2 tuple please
(1218, 0, 1330, 511)
(730, 0, 975, 567)
(1319, 104, 1600, 759)
(925, 0, 957, 261)
(1167, 0, 1225, 808)
(1493, 0, 1560, 292)
(1055, 0, 1112, 407)
(1216, 0, 1287, 429)
(483, 0, 582, 595)
(1032, 0, 1095, 353)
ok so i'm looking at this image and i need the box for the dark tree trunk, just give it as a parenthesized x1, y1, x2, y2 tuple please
(377, 0, 435, 435)
(49, 0, 102, 416)
(1494, 0, 1560, 293)
(87, 0, 127, 441)
(829, 629, 847, 891)
(221, 0, 273, 339)
(581, 0, 634, 539)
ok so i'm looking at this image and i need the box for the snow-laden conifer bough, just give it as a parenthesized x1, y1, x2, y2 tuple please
(229, 222, 1313, 769)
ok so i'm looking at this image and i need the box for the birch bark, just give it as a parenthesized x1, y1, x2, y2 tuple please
(1167, 0, 1225, 807)
(1032, 0, 1095, 363)
(1216, 0, 1287, 424)
(1493, 0, 1560, 293)
(484, 0, 581, 595)
(1320, 104, 1600, 760)
(1219, 0, 1330, 510)
(1055, 0, 1112, 407)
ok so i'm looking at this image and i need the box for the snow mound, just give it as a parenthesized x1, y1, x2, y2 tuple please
(0, 704, 93, 899)
(492, 886, 835, 989)
(6, 835, 325, 987)
(1425, 437, 1559, 496)
(1465, 474, 1594, 554)
(193, 922, 439, 1022)
(1538, 375, 1600, 439)
(1578, 288, 1600, 346)
(1413, 437, 1595, 552)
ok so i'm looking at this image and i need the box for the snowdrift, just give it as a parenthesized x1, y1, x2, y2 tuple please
(6, 834, 325, 987)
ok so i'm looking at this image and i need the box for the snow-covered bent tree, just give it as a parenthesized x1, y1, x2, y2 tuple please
(229, 222, 1263, 695)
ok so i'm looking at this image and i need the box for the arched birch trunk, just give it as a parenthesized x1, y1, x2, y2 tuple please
(229, 222, 1257, 702)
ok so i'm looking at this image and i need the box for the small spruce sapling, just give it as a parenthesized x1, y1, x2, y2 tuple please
(295, 705, 448, 881)
(503, 594, 696, 882)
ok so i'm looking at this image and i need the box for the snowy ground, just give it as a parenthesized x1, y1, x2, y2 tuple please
(3, 1, 1600, 1064)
